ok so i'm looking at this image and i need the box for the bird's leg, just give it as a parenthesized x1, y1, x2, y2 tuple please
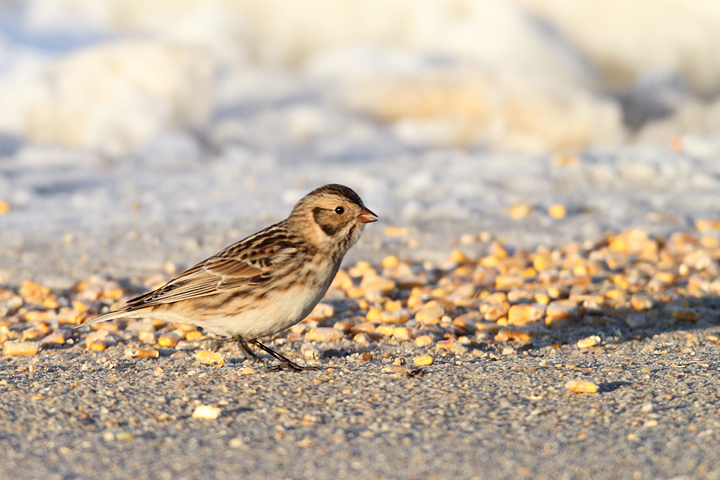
(250, 340, 318, 372)
(233, 335, 261, 362)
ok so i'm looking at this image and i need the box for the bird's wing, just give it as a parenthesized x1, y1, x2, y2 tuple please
(123, 226, 301, 309)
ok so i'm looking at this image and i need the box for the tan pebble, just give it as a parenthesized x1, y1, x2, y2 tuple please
(383, 365, 411, 375)
(414, 335, 434, 347)
(375, 325, 395, 337)
(509, 203, 531, 219)
(195, 350, 225, 365)
(413, 354, 434, 366)
(138, 331, 156, 344)
(24, 311, 55, 322)
(358, 352, 373, 361)
(612, 274, 630, 290)
(415, 302, 445, 325)
(40, 332, 67, 346)
(349, 261, 373, 277)
(366, 307, 382, 322)
(158, 332, 181, 348)
(494, 275, 524, 290)
(507, 290, 533, 303)
(449, 249, 472, 264)
(545, 302, 577, 324)
(353, 333, 372, 344)
(392, 327, 411, 341)
(630, 295, 654, 311)
(330, 269, 354, 290)
(435, 340, 468, 355)
(240, 367, 256, 375)
(360, 276, 396, 295)
(577, 335, 601, 349)
(3, 341, 41, 356)
(85, 330, 116, 348)
(459, 233, 478, 245)
(71, 300, 91, 312)
(192, 405, 221, 420)
(521, 267, 538, 278)
(700, 235, 719, 248)
(21, 327, 47, 341)
(380, 309, 410, 324)
(87, 341, 108, 351)
(548, 204, 566, 219)
(42, 297, 60, 309)
(114, 432, 134, 441)
(0, 200, 10, 215)
(696, 218, 720, 232)
(495, 327, 534, 342)
(125, 346, 159, 359)
(381, 255, 400, 269)
(485, 292, 508, 303)
(654, 272, 676, 284)
(565, 380, 598, 393)
(480, 255, 502, 268)
(383, 300, 402, 311)
(350, 322, 376, 335)
(307, 303, 335, 321)
(290, 323, 307, 335)
(481, 302, 510, 322)
(475, 322, 502, 333)
(671, 309, 698, 322)
(185, 330, 203, 341)
(507, 304, 544, 326)
(501, 346, 515, 355)
(604, 289, 625, 300)
(125, 321, 156, 333)
(534, 292, 550, 305)
(305, 327, 344, 342)
(450, 283, 476, 301)
(332, 319, 353, 333)
(344, 287, 365, 297)
(19, 280, 51, 303)
(101, 286, 124, 301)
(301, 343, 321, 359)
(533, 252, 555, 271)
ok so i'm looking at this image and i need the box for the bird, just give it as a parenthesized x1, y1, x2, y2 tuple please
(80, 184, 377, 371)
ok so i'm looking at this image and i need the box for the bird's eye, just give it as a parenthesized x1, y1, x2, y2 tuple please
(334, 206, 345, 214)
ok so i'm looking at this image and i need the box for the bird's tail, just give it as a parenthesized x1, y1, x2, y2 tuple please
(76, 309, 133, 328)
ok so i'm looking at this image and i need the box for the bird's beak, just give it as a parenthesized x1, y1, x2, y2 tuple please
(357, 207, 378, 224)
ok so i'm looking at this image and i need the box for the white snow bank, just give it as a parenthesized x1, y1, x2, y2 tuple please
(0, 40, 214, 155)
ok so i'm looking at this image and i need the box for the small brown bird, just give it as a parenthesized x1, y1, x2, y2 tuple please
(82, 184, 377, 370)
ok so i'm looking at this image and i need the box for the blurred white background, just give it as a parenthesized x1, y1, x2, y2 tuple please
(1, 0, 719, 155)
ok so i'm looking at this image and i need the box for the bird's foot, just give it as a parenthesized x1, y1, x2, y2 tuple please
(251, 340, 318, 372)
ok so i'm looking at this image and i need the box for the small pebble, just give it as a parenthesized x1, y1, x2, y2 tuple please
(3, 341, 41, 356)
(125, 346, 159, 359)
(192, 405, 221, 420)
(565, 380, 599, 393)
(305, 328, 344, 342)
(413, 355, 433, 366)
(577, 335, 601, 349)
(195, 350, 225, 365)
